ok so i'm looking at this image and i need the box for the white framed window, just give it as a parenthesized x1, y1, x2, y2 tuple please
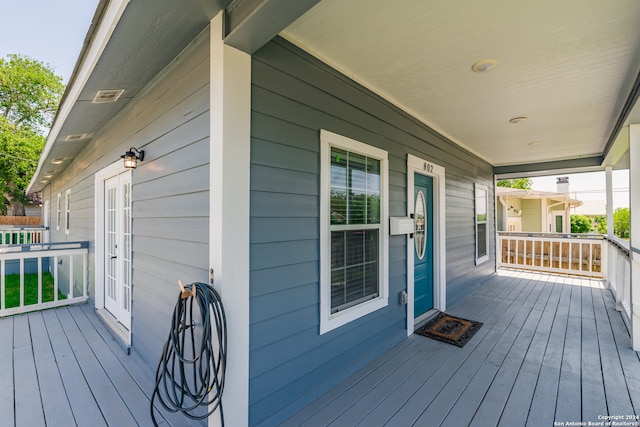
(475, 183, 489, 265)
(65, 189, 71, 235)
(320, 129, 389, 334)
(56, 193, 61, 231)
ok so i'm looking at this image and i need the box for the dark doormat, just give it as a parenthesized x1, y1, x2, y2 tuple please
(415, 312, 483, 347)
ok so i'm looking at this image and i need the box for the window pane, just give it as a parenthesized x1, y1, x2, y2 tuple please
(331, 231, 345, 269)
(330, 148, 348, 225)
(331, 229, 379, 313)
(477, 223, 487, 258)
(347, 153, 367, 224)
(476, 188, 487, 222)
(345, 230, 364, 265)
(331, 267, 345, 310)
(327, 142, 384, 317)
(364, 229, 378, 262)
(366, 157, 380, 224)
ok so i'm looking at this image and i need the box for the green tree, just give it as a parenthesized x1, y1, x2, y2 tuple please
(497, 178, 532, 189)
(0, 54, 63, 215)
(593, 215, 607, 234)
(613, 207, 630, 239)
(570, 215, 592, 233)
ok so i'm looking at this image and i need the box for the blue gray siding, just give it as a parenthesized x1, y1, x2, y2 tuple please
(249, 38, 495, 425)
(41, 30, 210, 368)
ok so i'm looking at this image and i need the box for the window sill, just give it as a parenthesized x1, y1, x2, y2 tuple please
(320, 296, 387, 335)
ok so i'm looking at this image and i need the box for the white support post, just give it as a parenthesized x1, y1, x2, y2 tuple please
(209, 12, 251, 427)
(629, 124, 640, 351)
(606, 165, 614, 286)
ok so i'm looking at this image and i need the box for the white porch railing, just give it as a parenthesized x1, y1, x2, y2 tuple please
(498, 232, 604, 278)
(0, 226, 49, 245)
(0, 241, 89, 317)
(605, 236, 631, 327)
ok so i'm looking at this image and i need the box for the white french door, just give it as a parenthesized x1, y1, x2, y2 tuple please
(103, 171, 132, 330)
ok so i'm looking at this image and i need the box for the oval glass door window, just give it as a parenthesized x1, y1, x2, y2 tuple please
(415, 190, 426, 259)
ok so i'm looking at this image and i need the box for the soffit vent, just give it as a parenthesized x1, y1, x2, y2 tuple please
(93, 89, 125, 103)
(65, 133, 88, 142)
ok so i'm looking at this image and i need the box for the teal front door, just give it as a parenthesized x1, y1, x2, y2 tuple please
(414, 173, 434, 318)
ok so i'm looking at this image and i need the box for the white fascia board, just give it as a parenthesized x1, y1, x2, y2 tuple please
(26, 0, 130, 194)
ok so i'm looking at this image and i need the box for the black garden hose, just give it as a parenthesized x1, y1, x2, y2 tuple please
(150, 282, 227, 426)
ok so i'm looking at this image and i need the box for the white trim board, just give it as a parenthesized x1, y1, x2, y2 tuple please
(94, 160, 132, 345)
(406, 154, 446, 335)
(319, 129, 390, 334)
(209, 12, 251, 427)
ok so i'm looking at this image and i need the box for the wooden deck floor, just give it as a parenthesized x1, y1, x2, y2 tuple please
(0, 303, 205, 427)
(283, 270, 640, 427)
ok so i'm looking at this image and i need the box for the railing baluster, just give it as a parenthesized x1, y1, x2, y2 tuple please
(38, 256, 42, 304)
(69, 255, 74, 299)
(20, 258, 24, 308)
(83, 253, 87, 298)
(54, 255, 59, 302)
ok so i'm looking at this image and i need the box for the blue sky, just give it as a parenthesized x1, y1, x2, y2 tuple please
(1, 0, 99, 83)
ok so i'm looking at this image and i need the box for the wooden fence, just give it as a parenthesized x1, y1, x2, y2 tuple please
(0, 216, 42, 226)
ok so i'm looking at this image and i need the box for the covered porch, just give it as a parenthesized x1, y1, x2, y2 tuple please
(282, 269, 640, 426)
(1, 266, 638, 426)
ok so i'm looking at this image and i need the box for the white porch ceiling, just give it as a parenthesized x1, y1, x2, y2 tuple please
(281, 0, 640, 168)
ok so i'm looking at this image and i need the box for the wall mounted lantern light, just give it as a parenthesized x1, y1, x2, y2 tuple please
(121, 147, 144, 169)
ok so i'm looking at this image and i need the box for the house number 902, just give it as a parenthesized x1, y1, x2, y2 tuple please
(423, 162, 434, 173)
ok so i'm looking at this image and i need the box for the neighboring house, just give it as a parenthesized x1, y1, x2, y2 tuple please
(497, 186, 582, 233)
(572, 199, 607, 217)
(23, 1, 640, 425)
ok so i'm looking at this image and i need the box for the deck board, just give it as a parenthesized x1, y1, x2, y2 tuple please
(1, 269, 639, 427)
(0, 316, 15, 427)
(591, 286, 635, 417)
(28, 312, 76, 426)
(0, 303, 208, 426)
(414, 276, 546, 426)
(55, 307, 138, 427)
(286, 270, 640, 427)
(13, 314, 46, 427)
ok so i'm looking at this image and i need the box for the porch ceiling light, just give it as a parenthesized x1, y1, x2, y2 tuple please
(51, 158, 65, 165)
(471, 58, 498, 72)
(121, 147, 144, 169)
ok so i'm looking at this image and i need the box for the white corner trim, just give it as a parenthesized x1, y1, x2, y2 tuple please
(406, 154, 446, 335)
(27, 0, 131, 193)
(209, 12, 251, 427)
(319, 129, 389, 335)
(628, 124, 640, 351)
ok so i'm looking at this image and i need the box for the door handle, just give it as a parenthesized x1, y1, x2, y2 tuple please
(110, 255, 117, 259)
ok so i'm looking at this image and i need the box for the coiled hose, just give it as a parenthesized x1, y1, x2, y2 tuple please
(150, 282, 227, 426)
